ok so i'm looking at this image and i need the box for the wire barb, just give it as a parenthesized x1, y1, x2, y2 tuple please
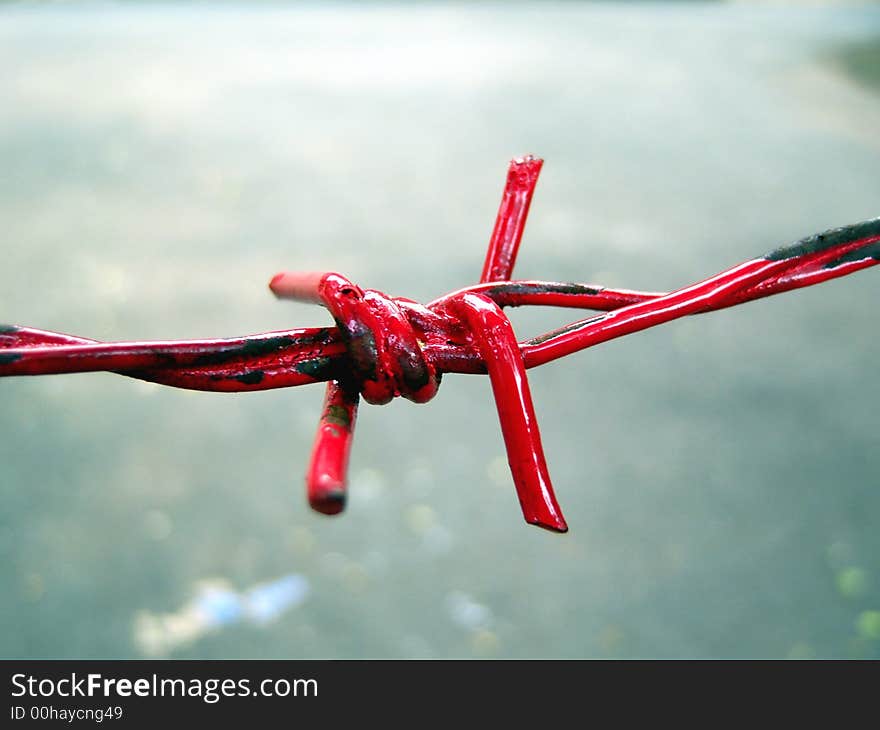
(1, 156, 878, 532)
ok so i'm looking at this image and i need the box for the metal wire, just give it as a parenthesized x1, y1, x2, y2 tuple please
(2, 156, 878, 532)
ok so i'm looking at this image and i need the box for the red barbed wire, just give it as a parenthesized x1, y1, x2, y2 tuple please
(1, 156, 878, 532)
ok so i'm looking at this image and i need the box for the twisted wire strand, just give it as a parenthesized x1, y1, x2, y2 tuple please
(1, 157, 877, 532)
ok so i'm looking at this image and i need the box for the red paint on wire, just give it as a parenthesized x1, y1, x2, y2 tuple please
(1, 156, 878, 532)
(307, 380, 358, 516)
(446, 293, 567, 532)
(480, 155, 544, 284)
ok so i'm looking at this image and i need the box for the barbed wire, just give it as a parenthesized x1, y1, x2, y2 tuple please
(2, 156, 878, 532)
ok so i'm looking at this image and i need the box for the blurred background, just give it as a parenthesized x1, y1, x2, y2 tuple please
(1, 1, 879, 659)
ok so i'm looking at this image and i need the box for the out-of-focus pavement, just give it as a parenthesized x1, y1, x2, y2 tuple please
(1, 2, 879, 658)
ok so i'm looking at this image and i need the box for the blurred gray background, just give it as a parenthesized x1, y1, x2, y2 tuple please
(1, 1, 878, 658)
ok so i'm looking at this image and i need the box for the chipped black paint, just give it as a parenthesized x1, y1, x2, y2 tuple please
(825, 239, 880, 269)
(316, 490, 346, 508)
(296, 356, 333, 380)
(234, 370, 265, 385)
(0, 352, 22, 364)
(526, 314, 606, 346)
(325, 404, 352, 428)
(0, 324, 20, 334)
(192, 335, 299, 366)
(396, 352, 430, 392)
(297, 327, 334, 345)
(764, 217, 880, 261)
(339, 320, 378, 381)
(488, 282, 602, 298)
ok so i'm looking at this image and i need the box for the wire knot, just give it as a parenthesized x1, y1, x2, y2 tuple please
(270, 271, 442, 406)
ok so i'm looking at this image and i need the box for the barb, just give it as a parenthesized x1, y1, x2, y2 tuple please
(1, 156, 877, 532)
